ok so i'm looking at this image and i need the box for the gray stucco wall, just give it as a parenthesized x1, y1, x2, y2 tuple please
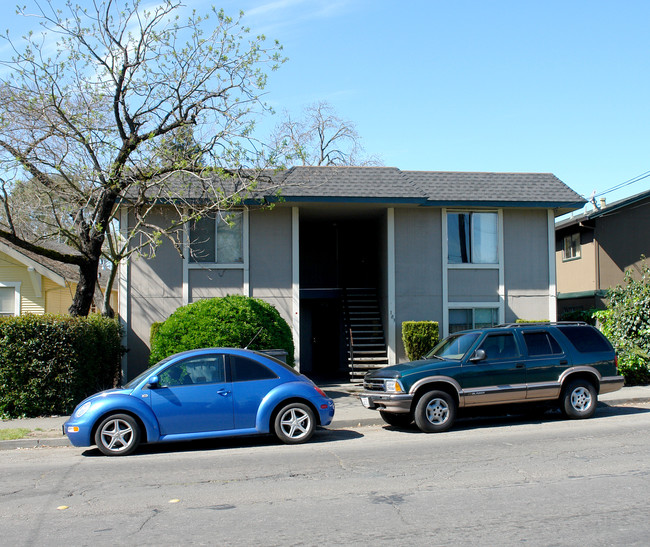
(249, 207, 293, 323)
(503, 209, 551, 321)
(393, 207, 443, 362)
(126, 208, 185, 377)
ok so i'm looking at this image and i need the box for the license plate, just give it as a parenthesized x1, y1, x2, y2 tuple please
(360, 396, 371, 408)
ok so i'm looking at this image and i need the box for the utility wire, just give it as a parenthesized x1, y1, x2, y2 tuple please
(594, 170, 650, 198)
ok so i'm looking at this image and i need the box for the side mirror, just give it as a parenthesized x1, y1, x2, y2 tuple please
(146, 375, 160, 388)
(469, 349, 486, 363)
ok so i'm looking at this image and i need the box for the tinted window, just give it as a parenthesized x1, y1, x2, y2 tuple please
(159, 354, 226, 386)
(557, 326, 612, 353)
(231, 355, 278, 382)
(479, 333, 520, 360)
(523, 332, 563, 356)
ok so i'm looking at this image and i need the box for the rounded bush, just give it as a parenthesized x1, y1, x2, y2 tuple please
(149, 295, 294, 366)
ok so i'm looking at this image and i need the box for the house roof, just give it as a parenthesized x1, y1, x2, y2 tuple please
(0, 237, 80, 287)
(555, 187, 650, 230)
(131, 166, 586, 215)
(275, 167, 585, 214)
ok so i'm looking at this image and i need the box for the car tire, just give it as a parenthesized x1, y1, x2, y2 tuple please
(414, 390, 456, 433)
(379, 411, 413, 428)
(561, 379, 597, 419)
(94, 413, 141, 456)
(274, 402, 315, 444)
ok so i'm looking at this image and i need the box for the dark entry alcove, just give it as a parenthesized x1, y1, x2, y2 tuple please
(299, 211, 384, 380)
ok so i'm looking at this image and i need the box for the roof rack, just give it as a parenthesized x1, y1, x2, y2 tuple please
(495, 321, 588, 328)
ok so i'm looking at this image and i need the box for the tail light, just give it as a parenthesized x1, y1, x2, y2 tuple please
(313, 386, 327, 398)
(615, 354, 618, 372)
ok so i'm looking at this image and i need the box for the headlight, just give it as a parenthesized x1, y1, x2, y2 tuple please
(384, 380, 403, 393)
(75, 401, 92, 418)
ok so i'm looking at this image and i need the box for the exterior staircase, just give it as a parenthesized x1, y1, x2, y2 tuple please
(343, 288, 388, 381)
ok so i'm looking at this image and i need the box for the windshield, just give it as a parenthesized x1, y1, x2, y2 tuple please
(123, 355, 176, 389)
(424, 332, 480, 360)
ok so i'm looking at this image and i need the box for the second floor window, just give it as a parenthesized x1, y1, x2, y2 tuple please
(189, 212, 243, 264)
(563, 233, 580, 260)
(448, 211, 498, 264)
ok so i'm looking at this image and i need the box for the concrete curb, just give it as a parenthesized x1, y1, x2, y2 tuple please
(1, 393, 648, 451)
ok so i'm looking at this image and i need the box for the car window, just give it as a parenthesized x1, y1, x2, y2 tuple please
(426, 332, 480, 360)
(523, 331, 563, 356)
(479, 333, 520, 360)
(231, 355, 278, 382)
(159, 354, 226, 386)
(557, 326, 612, 353)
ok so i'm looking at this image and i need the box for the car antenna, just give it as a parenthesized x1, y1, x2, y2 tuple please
(245, 327, 264, 349)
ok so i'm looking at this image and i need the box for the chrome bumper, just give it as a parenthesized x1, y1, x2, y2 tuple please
(359, 392, 413, 413)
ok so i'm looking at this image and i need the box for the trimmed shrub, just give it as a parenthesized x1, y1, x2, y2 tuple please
(0, 315, 123, 418)
(516, 319, 549, 323)
(402, 321, 439, 361)
(149, 295, 294, 366)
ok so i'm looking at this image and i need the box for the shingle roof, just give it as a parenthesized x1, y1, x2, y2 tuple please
(401, 171, 583, 205)
(0, 237, 80, 285)
(132, 166, 586, 212)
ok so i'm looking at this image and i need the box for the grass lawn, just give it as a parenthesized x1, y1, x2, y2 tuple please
(0, 428, 30, 441)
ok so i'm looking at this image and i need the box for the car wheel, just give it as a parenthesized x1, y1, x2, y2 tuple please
(414, 390, 456, 433)
(561, 380, 597, 419)
(94, 413, 141, 456)
(379, 411, 413, 428)
(274, 402, 315, 444)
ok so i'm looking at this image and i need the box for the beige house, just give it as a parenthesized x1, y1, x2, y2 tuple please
(555, 188, 650, 316)
(0, 239, 117, 316)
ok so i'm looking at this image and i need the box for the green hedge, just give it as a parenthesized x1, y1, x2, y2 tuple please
(0, 315, 123, 418)
(402, 321, 439, 361)
(149, 295, 295, 366)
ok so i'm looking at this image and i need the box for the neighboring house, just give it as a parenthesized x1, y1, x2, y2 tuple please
(555, 188, 650, 317)
(119, 166, 585, 381)
(0, 238, 117, 316)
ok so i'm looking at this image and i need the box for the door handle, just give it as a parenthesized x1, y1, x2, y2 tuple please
(516, 363, 525, 369)
(216, 389, 231, 397)
(560, 360, 568, 365)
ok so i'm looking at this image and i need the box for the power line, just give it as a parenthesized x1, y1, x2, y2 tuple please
(594, 170, 650, 198)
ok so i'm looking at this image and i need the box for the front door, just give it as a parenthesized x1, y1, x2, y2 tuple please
(461, 332, 527, 405)
(149, 353, 234, 435)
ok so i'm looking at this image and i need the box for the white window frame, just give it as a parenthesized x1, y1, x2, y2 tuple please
(562, 232, 581, 261)
(0, 282, 21, 316)
(446, 210, 499, 266)
(447, 304, 501, 333)
(442, 208, 505, 337)
(183, 210, 249, 305)
(187, 211, 245, 266)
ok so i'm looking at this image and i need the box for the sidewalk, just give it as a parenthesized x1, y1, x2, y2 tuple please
(1, 384, 649, 450)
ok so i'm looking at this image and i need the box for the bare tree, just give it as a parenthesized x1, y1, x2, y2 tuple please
(0, 0, 286, 316)
(272, 101, 381, 167)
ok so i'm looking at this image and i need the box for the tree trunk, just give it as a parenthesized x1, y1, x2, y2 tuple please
(68, 259, 100, 316)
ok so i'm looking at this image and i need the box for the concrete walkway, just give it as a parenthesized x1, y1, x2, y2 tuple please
(1, 384, 649, 450)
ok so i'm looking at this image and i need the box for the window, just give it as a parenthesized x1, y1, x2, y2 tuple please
(189, 212, 243, 264)
(563, 233, 580, 261)
(448, 212, 498, 264)
(231, 355, 278, 382)
(479, 333, 520, 360)
(159, 354, 226, 386)
(449, 308, 499, 333)
(523, 332, 563, 356)
(557, 326, 612, 353)
(0, 284, 19, 316)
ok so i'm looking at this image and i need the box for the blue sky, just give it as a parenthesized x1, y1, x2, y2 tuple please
(4, 0, 649, 208)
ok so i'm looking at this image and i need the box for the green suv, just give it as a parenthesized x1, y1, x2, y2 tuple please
(359, 322, 624, 433)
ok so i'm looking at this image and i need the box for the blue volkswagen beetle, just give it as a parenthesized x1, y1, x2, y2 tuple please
(64, 348, 335, 456)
